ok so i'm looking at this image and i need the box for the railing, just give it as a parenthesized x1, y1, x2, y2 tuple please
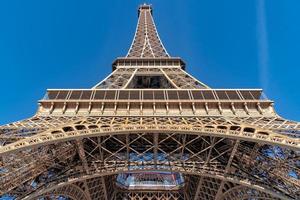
(43, 89, 267, 101)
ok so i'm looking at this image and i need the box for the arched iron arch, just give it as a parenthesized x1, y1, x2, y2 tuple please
(23, 169, 291, 200)
(35, 184, 89, 200)
(1, 122, 299, 156)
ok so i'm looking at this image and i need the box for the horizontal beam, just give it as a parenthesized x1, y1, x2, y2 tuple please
(0, 123, 299, 156)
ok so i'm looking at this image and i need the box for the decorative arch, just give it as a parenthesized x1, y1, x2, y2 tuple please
(220, 185, 281, 200)
(23, 170, 290, 200)
(35, 184, 89, 200)
(1, 116, 299, 156)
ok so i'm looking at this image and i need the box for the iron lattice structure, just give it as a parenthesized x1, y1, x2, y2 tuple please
(0, 4, 299, 200)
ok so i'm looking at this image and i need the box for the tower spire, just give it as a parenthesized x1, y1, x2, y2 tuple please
(127, 4, 169, 58)
(1, 3, 299, 200)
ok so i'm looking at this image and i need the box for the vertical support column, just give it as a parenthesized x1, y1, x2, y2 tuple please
(83, 180, 92, 200)
(194, 137, 216, 200)
(180, 134, 186, 160)
(76, 140, 90, 174)
(100, 176, 108, 200)
(193, 176, 205, 200)
(205, 137, 216, 165)
(153, 133, 158, 168)
(126, 134, 130, 168)
(214, 140, 240, 200)
(97, 137, 104, 162)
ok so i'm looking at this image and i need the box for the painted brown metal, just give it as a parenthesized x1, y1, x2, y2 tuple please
(0, 4, 299, 200)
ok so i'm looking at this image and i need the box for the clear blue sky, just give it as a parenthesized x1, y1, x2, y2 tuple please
(0, 0, 299, 125)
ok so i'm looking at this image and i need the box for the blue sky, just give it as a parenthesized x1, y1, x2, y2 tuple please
(0, 0, 299, 124)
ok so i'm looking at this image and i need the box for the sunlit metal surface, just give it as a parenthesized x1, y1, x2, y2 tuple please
(0, 3, 299, 200)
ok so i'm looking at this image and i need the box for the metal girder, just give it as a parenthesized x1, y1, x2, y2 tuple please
(0, 3, 299, 200)
(100, 176, 108, 200)
(76, 140, 90, 174)
(126, 4, 169, 58)
(82, 180, 92, 200)
(214, 140, 240, 200)
(194, 137, 218, 200)
(34, 183, 90, 200)
(220, 185, 282, 200)
(22, 171, 292, 200)
(1, 116, 298, 156)
(1, 121, 299, 199)
(2, 131, 296, 199)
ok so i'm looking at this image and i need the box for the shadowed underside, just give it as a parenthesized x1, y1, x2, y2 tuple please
(0, 3, 299, 200)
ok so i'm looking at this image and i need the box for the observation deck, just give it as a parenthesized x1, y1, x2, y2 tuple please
(38, 89, 274, 117)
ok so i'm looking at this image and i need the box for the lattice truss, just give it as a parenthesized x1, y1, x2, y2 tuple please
(94, 67, 208, 89)
(0, 116, 299, 199)
(115, 191, 185, 200)
(0, 3, 300, 200)
(0, 116, 82, 145)
(127, 5, 169, 58)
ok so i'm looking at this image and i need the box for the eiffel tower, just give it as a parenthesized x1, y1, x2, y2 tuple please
(0, 4, 299, 200)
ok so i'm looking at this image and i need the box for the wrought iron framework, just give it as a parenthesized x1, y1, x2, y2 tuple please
(0, 3, 299, 200)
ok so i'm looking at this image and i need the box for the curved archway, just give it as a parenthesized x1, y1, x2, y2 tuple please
(35, 184, 89, 200)
(23, 169, 290, 200)
(2, 130, 297, 199)
(1, 120, 299, 156)
(220, 185, 281, 200)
